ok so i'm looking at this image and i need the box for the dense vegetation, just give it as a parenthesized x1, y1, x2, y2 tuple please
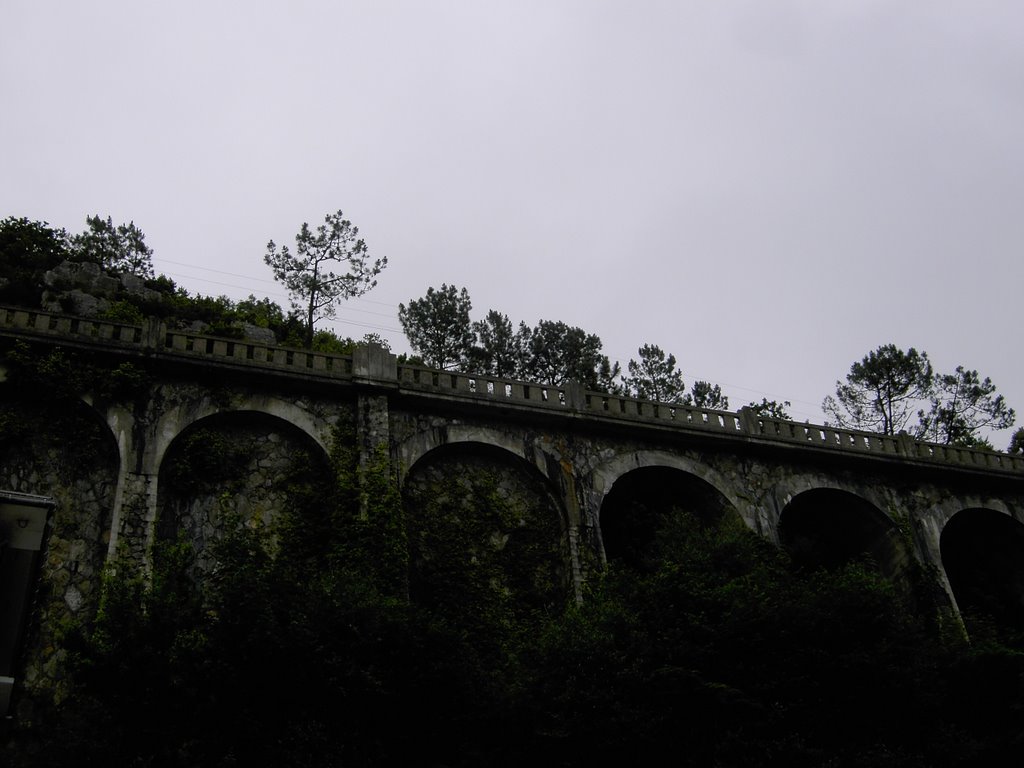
(0, 216, 376, 354)
(6, 432, 1023, 767)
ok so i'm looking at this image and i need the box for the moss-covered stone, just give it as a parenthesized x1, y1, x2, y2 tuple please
(404, 444, 569, 666)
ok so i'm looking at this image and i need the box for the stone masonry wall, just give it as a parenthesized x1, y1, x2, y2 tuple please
(402, 443, 570, 665)
(389, 406, 1024, 615)
(156, 413, 333, 576)
(0, 399, 118, 709)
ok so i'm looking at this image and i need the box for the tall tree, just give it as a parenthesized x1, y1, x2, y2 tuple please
(71, 215, 154, 277)
(685, 380, 729, 410)
(520, 320, 620, 392)
(918, 365, 1015, 446)
(398, 284, 475, 370)
(265, 210, 386, 348)
(470, 310, 525, 378)
(623, 344, 686, 403)
(746, 398, 792, 420)
(823, 345, 933, 435)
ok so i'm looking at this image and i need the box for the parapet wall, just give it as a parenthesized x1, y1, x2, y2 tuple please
(2, 304, 1022, 477)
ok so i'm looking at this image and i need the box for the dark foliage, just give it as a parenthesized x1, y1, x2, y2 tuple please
(0, 217, 70, 307)
(398, 283, 475, 370)
(0, 216, 364, 350)
(528, 508, 1024, 767)
(622, 343, 686, 403)
(21, 452, 1024, 767)
(825, 344, 1015, 446)
(746, 397, 793, 420)
(70, 215, 154, 278)
(0, 342, 149, 479)
(521, 319, 620, 392)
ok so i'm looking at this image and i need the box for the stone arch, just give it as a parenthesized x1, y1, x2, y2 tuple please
(0, 392, 120, 588)
(590, 451, 748, 523)
(155, 410, 332, 575)
(767, 476, 896, 545)
(402, 440, 571, 659)
(596, 461, 745, 571)
(149, 393, 331, 474)
(940, 507, 1024, 639)
(396, 423, 555, 486)
(914, 494, 1013, 578)
(777, 488, 913, 585)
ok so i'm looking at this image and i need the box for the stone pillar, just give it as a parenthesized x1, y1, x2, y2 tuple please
(352, 342, 398, 466)
(352, 342, 398, 382)
(104, 404, 160, 569)
(562, 380, 586, 411)
(355, 394, 391, 470)
(107, 470, 159, 567)
(141, 317, 166, 350)
(738, 406, 761, 435)
(557, 461, 586, 604)
(897, 432, 918, 459)
(352, 343, 399, 515)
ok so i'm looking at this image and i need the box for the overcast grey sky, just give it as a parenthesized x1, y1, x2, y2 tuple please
(2, 1, 1022, 442)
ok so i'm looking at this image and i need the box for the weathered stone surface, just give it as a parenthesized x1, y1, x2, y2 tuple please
(40, 260, 162, 317)
(403, 443, 569, 657)
(2, 306, 1024, 719)
(241, 322, 276, 344)
(156, 415, 331, 575)
(43, 261, 120, 297)
(63, 289, 108, 317)
(0, 398, 118, 705)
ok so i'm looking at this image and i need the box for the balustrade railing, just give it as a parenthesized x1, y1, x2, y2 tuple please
(0, 305, 356, 378)
(396, 363, 570, 408)
(752, 416, 904, 456)
(0, 307, 143, 345)
(586, 391, 744, 433)
(161, 328, 353, 377)
(2, 305, 1021, 474)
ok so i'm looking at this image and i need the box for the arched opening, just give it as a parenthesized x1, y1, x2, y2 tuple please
(402, 442, 569, 661)
(778, 489, 910, 581)
(156, 411, 331, 575)
(941, 508, 1024, 641)
(599, 466, 741, 571)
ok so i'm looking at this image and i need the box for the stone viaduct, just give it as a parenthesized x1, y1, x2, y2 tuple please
(2, 305, 1024, 711)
